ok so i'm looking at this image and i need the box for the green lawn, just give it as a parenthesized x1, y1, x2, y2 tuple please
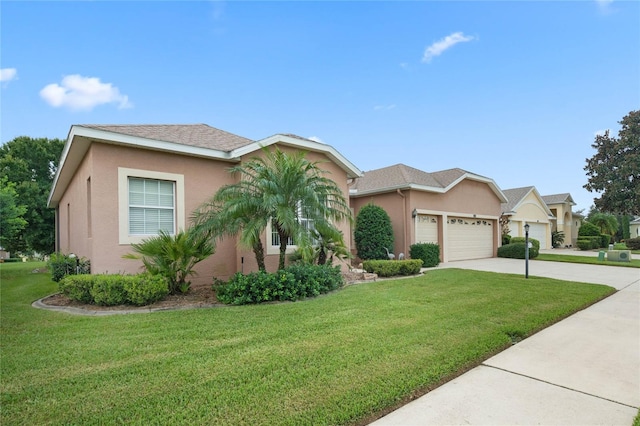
(537, 253, 640, 268)
(1, 262, 615, 425)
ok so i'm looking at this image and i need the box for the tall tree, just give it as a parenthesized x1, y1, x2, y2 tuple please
(195, 147, 352, 271)
(584, 110, 640, 215)
(0, 136, 65, 254)
(0, 177, 28, 252)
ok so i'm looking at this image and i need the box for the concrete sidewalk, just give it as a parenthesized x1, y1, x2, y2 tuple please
(371, 258, 640, 425)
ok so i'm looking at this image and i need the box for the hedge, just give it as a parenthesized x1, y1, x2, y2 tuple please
(497, 242, 539, 259)
(362, 259, 423, 277)
(59, 273, 169, 306)
(624, 237, 640, 250)
(409, 243, 440, 268)
(509, 237, 540, 251)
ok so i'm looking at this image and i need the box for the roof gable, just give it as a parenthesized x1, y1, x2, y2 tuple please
(501, 186, 554, 217)
(542, 193, 575, 206)
(350, 163, 507, 202)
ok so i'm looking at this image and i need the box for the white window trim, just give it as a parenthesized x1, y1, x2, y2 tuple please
(266, 219, 297, 255)
(118, 167, 185, 245)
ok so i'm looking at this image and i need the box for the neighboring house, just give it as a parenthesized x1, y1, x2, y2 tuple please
(630, 217, 640, 239)
(0, 249, 9, 260)
(501, 186, 555, 249)
(542, 193, 577, 247)
(47, 124, 362, 283)
(349, 164, 507, 263)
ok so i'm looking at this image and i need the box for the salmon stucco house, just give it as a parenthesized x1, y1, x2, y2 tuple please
(348, 164, 508, 263)
(47, 124, 362, 284)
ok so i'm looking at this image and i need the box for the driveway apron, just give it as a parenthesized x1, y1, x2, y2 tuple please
(370, 258, 640, 425)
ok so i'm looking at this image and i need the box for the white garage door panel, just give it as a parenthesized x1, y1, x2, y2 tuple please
(416, 215, 438, 243)
(528, 223, 547, 249)
(448, 217, 494, 261)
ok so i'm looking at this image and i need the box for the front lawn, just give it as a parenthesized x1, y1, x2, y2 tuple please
(537, 253, 640, 268)
(1, 262, 614, 425)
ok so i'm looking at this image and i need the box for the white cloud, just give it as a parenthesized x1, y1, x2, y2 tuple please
(374, 104, 396, 111)
(594, 129, 610, 137)
(308, 136, 324, 143)
(40, 74, 132, 111)
(595, 0, 614, 14)
(422, 32, 475, 63)
(0, 68, 17, 82)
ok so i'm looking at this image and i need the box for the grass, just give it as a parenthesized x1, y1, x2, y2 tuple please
(1, 261, 615, 425)
(537, 253, 640, 268)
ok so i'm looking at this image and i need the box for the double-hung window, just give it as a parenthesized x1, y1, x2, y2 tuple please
(270, 203, 315, 248)
(118, 168, 185, 245)
(128, 178, 175, 235)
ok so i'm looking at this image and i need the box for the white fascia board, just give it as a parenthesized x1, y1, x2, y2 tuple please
(350, 183, 446, 198)
(231, 134, 363, 179)
(72, 126, 235, 161)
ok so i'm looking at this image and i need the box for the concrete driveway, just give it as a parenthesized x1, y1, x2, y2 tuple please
(370, 256, 640, 425)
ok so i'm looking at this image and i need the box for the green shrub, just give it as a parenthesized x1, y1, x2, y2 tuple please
(362, 259, 423, 277)
(2, 258, 21, 263)
(502, 234, 512, 246)
(59, 273, 169, 306)
(59, 275, 94, 304)
(578, 222, 601, 237)
(90, 275, 127, 306)
(625, 237, 640, 250)
(124, 274, 169, 306)
(48, 253, 91, 282)
(497, 243, 539, 259)
(409, 243, 440, 268)
(510, 237, 540, 251)
(354, 203, 394, 260)
(600, 234, 611, 248)
(216, 265, 344, 306)
(613, 242, 628, 250)
(576, 239, 593, 251)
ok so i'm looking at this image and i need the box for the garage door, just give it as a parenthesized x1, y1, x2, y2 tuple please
(416, 215, 438, 244)
(527, 223, 548, 249)
(447, 217, 494, 261)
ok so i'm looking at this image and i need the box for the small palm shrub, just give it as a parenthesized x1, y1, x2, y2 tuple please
(409, 243, 440, 268)
(123, 229, 214, 294)
(497, 243, 539, 259)
(551, 231, 565, 248)
(354, 203, 394, 260)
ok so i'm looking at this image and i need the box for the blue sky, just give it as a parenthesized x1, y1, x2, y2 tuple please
(2, 0, 639, 213)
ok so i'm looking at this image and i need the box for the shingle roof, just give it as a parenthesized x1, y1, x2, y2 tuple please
(501, 186, 535, 213)
(349, 163, 485, 195)
(81, 124, 254, 152)
(542, 193, 575, 205)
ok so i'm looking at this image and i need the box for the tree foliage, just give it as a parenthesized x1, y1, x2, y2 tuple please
(0, 177, 27, 251)
(587, 212, 619, 237)
(0, 136, 65, 254)
(193, 147, 352, 271)
(584, 110, 640, 215)
(354, 203, 394, 260)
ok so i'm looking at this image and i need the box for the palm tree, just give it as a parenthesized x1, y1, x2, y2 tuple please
(195, 147, 352, 271)
(589, 212, 619, 238)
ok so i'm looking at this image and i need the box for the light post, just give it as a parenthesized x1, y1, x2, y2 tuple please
(524, 223, 530, 279)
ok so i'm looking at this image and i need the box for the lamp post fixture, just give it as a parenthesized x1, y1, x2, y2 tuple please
(524, 223, 530, 279)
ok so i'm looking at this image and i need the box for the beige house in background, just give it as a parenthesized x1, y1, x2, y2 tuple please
(47, 124, 361, 284)
(349, 164, 507, 263)
(501, 186, 555, 249)
(630, 217, 640, 239)
(542, 193, 578, 247)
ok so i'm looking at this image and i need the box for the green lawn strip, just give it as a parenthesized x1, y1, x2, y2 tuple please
(537, 253, 640, 268)
(1, 263, 614, 425)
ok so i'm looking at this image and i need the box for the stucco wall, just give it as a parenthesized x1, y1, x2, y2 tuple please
(350, 179, 502, 260)
(56, 141, 353, 283)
